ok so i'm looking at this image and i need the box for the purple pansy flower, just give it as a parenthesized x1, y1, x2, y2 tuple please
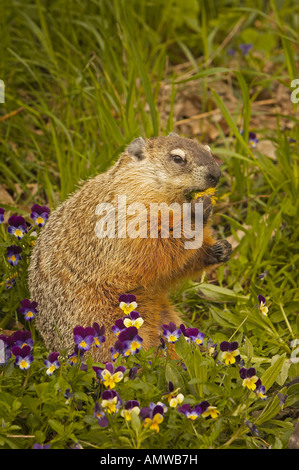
(239, 43, 253, 55)
(30, 204, 51, 227)
(258, 271, 268, 280)
(11, 330, 34, 350)
(121, 400, 141, 421)
(68, 345, 84, 365)
(248, 131, 259, 148)
(278, 392, 287, 409)
(118, 294, 138, 314)
(227, 47, 236, 56)
(101, 389, 122, 414)
(7, 215, 27, 239)
(123, 310, 144, 329)
(112, 318, 126, 337)
(162, 322, 182, 343)
(140, 402, 167, 433)
(93, 362, 126, 389)
(256, 384, 267, 400)
(110, 340, 123, 361)
(94, 402, 109, 427)
(19, 299, 38, 321)
(44, 352, 60, 375)
(6, 277, 16, 289)
(220, 341, 240, 365)
(178, 400, 219, 419)
(7, 245, 22, 266)
(33, 443, 51, 449)
(0, 208, 5, 223)
(258, 294, 268, 316)
(73, 326, 95, 351)
(239, 367, 260, 391)
(118, 326, 143, 356)
(178, 403, 203, 420)
(92, 322, 105, 348)
(11, 345, 34, 370)
(128, 366, 138, 380)
(180, 324, 204, 345)
(240, 129, 259, 148)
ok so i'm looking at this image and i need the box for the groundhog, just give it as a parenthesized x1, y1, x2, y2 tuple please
(28, 133, 232, 361)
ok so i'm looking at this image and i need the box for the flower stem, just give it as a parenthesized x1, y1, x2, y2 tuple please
(278, 303, 294, 339)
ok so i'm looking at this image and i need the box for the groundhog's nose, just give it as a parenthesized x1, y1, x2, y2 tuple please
(207, 163, 221, 187)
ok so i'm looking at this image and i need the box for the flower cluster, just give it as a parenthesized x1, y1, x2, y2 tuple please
(0, 289, 271, 445)
(162, 322, 205, 346)
(110, 295, 143, 360)
(178, 401, 220, 420)
(0, 330, 34, 370)
(73, 322, 105, 352)
(3, 204, 51, 291)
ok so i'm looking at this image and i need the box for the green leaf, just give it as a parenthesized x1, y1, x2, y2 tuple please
(165, 362, 185, 392)
(48, 418, 65, 436)
(254, 387, 287, 426)
(261, 354, 286, 391)
(193, 349, 207, 397)
(243, 337, 254, 361)
(130, 411, 141, 434)
(197, 283, 249, 302)
(175, 335, 194, 378)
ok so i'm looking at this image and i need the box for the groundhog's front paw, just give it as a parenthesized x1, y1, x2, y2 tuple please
(191, 196, 213, 225)
(205, 240, 232, 265)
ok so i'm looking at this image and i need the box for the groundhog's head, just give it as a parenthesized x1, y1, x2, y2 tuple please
(123, 133, 221, 203)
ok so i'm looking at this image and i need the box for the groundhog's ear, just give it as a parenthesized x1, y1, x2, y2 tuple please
(127, 137, 146, 160)
(168, 132, 179, 137)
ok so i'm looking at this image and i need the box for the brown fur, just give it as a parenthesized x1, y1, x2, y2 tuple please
(28, 134, 231, 361)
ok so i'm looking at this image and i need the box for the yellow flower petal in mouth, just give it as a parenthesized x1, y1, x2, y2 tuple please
(192, 187, 218, 204)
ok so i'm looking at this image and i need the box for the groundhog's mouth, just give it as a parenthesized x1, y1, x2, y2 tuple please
(184, 186, 218, 203)
(184, 188, 205, 202)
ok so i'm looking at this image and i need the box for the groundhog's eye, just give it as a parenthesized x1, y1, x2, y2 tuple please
(171, 154, 185, 164)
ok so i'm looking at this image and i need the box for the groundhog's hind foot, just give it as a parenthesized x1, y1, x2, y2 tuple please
(205, 239, 232, 265)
